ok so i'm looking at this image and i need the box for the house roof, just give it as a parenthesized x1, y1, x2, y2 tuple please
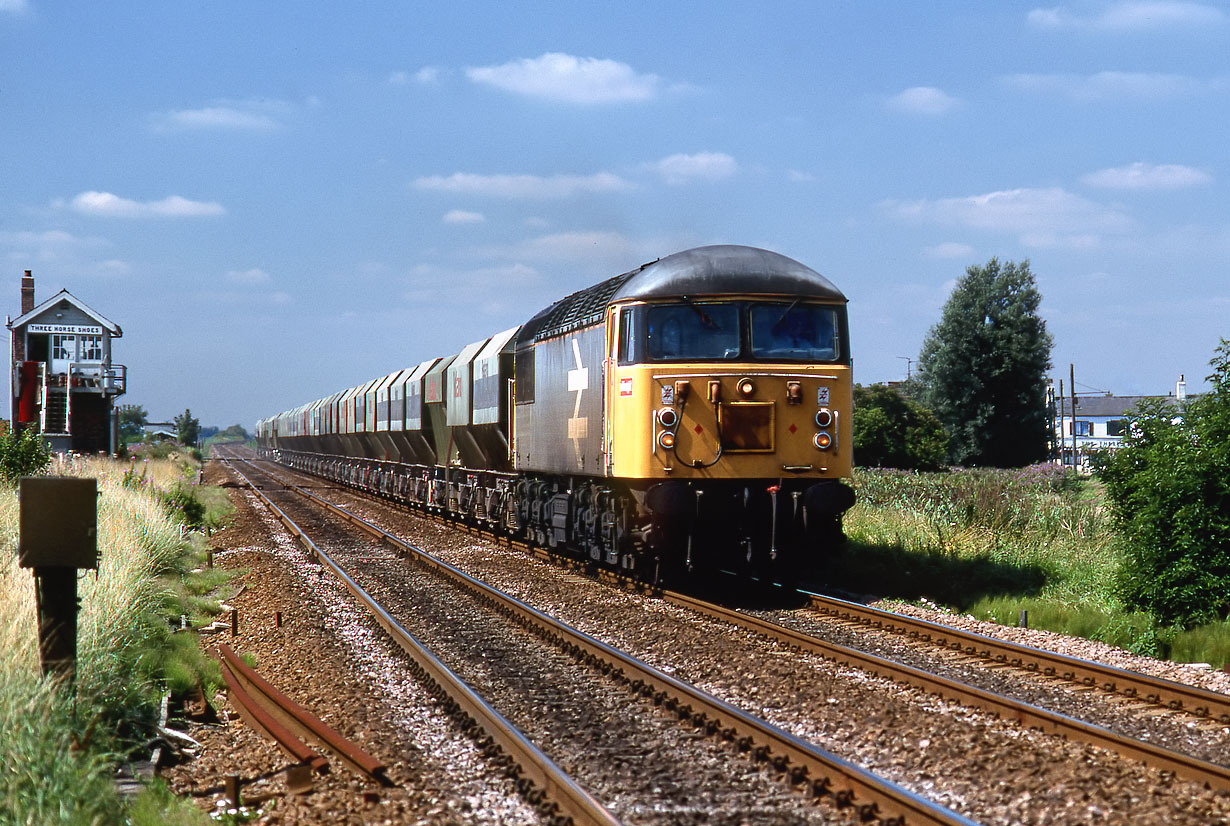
(1057, 394, 1179, 418)
(8, 289, 122, 336)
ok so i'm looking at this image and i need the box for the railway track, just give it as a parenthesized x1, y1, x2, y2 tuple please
(218, 449, 1230, 823)
(796, 590, 1230, 725)
(221, 452, 977, 826)
(236, 448, 1230, 734)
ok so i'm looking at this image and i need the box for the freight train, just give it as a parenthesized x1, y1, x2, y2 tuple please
(255, 245, 855, 583)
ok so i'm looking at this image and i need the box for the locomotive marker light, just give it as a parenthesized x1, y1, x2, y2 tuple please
(813, 431, 833, 450)
(815, 409, 834, 428)
(18, 477, 98, 683)
(657, 407, 679, 428)
(737, 378, 755, 397)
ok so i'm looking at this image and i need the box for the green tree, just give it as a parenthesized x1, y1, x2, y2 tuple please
(173, 408, 201, 446)
(917, 258, 1053, 467)
(1094, 340, 1230, 629)
(116, 404, 148, 442)
(852, 384, 948, 470)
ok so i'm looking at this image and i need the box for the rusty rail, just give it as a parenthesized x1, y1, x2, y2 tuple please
(217, 643, 390, 785)
(217, 654, 327, 790)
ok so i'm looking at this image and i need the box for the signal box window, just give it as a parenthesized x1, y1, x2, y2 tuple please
(79, 335, 103, 362)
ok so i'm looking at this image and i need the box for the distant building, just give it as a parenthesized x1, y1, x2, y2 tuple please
(7, 270, 128, 454)
(1048, 376, 1186, 471)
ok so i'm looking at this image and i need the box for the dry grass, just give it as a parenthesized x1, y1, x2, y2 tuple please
(0, 456, 199, 824)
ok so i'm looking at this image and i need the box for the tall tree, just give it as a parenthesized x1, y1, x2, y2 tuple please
(174, 408, 201, 446)
(917, 258, 1053, 467)
(116, 404, 148, 441)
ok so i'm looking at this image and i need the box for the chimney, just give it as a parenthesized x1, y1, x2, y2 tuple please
(1176, 374, 1187, 403)
(21, 270, 35, 315)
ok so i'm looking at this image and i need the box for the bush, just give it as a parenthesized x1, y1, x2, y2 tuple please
(1094, 339, 1230, 629)
(852, 384, 948, 470)
(0, 426, 52, 484)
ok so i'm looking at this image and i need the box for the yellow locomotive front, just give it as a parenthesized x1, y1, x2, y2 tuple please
(606, 296, 852, 481)
(596, 246, 856, 582)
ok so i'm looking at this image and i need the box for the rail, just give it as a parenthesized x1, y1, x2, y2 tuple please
(226, 454, 979, 826)
(221, 457, 624, 826)
(217, 643, 390, 785)
(801, 591, 1230, 725)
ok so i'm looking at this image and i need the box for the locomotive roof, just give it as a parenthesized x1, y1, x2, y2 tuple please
(517, 245, 844, 344)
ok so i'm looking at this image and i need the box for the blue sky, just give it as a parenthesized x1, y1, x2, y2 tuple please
(3, 1, 1227, 429)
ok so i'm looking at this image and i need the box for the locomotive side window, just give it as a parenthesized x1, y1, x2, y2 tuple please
(749, 303, 839, 361)
(645, 303, 740, 361)
(514, 347, 535, 404)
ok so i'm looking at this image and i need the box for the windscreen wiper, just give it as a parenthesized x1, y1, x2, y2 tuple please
(772, 297, 802, 331)
(680, 295, 720, 329)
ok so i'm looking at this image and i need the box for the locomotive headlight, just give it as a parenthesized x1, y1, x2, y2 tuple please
(813, 431, 833, 450)
(737, 378, 756, 397)
(657, 407, 679, 427)
(659, 430, 677, 449)
(815, 408, 834, 428)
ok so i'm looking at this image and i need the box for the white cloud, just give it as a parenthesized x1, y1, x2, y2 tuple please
(443, 210, 485, 224)
(404, 262, 542, 312)
(923, 242, 976, 259)
(1028, 2, 1225, 31)
(0, 0, 28, 13)
(389, 67, 442, 86)
(64, 191, 226, 218)
(887, 86, 961, 115)
(1005, 71, 1215, 100)
(413, 171, 633, 199)
(650, 152, 738, 185)
(885, 187, 1133, 247)
(787, 170, 818, 183)
(501, 231, 639, 263)
(466, 53, 661, 104)
(152, 99, 291, 132)
(226, 268, 271, 285)
(1080, 162, 1212, 189)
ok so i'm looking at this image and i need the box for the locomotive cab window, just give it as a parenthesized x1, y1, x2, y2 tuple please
(749, 303, 838, 361)
(645, 303, 740, 360)
(619, 300, 846, 364)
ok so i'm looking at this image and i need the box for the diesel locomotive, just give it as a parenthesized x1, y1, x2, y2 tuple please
(256, 245, 855, 582)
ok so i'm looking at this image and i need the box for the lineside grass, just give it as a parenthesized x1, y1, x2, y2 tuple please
(0, 456, 228, 825)
(833, 466, 1230, 667)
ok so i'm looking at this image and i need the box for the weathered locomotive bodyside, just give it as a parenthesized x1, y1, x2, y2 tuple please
(257, 245, 854, 582)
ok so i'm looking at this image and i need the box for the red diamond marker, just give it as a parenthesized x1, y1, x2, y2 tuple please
(788, 423, 798, 434)
(694, 424, 704, 435)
